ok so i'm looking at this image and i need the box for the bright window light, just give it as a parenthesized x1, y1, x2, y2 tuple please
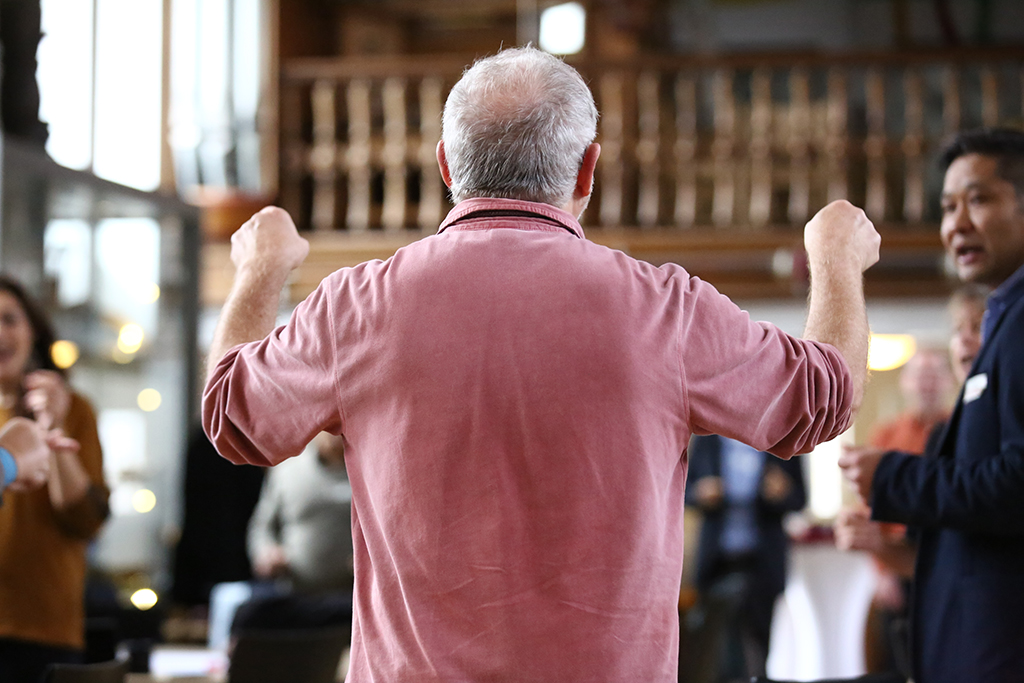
(539, 2, 586, 55)
(39, 0, 94, 170)
(807, 433, 848, 521)
(868, 334, 918, 372)
(97, 218, 161, 338)
(44, 220, 93, 308)
(93, 0, 162, 190)
(38, 0, 162, 190)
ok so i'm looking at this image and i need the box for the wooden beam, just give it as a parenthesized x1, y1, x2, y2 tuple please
(201, 225, 946, 307)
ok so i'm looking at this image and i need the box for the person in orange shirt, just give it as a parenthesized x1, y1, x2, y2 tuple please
(0, 275, 109, 682)
(869, 347, 956, 455)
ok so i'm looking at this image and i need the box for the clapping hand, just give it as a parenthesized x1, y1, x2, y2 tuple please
(24, 370, 71, 431)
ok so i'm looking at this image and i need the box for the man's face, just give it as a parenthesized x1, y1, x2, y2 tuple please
(941, 153, 1024, 287)
(899, 350, 954, 416)
(949, 299, 984, 384)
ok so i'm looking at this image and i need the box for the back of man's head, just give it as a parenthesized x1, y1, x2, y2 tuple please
(442, 46, 598, 207)
(939, 127, 1024, 198)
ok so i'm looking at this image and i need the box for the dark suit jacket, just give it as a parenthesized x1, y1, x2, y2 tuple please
(685, 435, 806, 599)
(872, 271, 1024, 683)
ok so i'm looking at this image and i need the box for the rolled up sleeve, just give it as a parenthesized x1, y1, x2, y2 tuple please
(680, 277, 854, 458)
(203, 282, 343, 467)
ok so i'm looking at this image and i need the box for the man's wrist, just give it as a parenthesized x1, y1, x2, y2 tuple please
(807, 256, 864, 287)
(234, 259, 293, 291)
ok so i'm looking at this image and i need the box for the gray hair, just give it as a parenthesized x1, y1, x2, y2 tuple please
(441, 46, 598, 207)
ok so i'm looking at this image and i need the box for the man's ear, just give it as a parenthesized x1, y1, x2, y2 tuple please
(436, 141, 453, 188)
(574, 143, 601, 201)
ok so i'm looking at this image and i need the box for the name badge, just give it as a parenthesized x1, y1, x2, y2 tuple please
(963, 373, 988, 404)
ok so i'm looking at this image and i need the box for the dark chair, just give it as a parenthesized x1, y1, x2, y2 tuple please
(227, 627, 349, 683)
(43, 658, 128, 683)
(679, 573, 748, 683)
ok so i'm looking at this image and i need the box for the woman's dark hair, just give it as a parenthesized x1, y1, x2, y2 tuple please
(0, 274, 66, 379)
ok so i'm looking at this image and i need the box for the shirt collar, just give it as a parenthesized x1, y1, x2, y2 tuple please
(981, 260, 1024, 343)
(437, 197, 586, 239)
(989, 260, 1024, 306)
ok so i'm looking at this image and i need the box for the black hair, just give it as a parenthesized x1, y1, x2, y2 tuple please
(939, 128, 1024, 197)
(0, 274, 65, 379)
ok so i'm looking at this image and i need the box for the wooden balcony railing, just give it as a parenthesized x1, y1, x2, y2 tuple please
(266, 48, 1024, 301)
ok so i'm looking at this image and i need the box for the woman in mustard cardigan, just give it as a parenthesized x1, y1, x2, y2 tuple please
(0, 275, 109, 682)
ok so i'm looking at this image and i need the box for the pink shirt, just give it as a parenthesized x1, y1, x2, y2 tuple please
(204, 198, 853, 682)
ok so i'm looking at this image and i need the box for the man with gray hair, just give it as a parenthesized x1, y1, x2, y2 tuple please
(204, 47, 879, 681)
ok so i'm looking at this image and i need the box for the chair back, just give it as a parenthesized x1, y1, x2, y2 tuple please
(227, 627, 349, 683)
(44, 658, 128, 683)
(679, 573, 748, 683)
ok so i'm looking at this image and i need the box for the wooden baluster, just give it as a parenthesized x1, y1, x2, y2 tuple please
(346, 79, 372, 233)
(787, 67, 811, 225)
(310, 80, 337, 232)
(636, 71, 660, 227)
(826, 68, 848, 203)
(711, 69, 736, 228)
(599, 73, 625, 227)
(382, 77, 408, 234)
(903, 69, 925, 223)
(864, 68, 887, 222)
(279, 82, 305, 224)
(748, 68, 772, 227)
(418, 77, 444, 233)
(674, 73, 697, 228)
(943, 67, 961, 139)
(981, 66, 999, 128)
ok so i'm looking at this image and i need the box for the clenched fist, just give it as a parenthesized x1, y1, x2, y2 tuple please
(804, 200, 881, 276)
(230, 206, 310, 279)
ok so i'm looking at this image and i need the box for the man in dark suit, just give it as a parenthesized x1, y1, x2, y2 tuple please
(840, 128, 1024, 683)
(685, 434, 806, 679)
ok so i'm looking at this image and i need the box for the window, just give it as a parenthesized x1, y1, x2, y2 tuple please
(38, 0, 163, 191)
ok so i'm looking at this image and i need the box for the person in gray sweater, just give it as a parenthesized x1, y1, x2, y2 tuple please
(247, 432, 353, 594)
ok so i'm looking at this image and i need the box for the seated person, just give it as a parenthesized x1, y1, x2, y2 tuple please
(236, 433, 353, 635)
(248, 432, 353, 595)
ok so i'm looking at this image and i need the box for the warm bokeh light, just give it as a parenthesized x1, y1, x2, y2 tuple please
(112, 348, 134, 364)
(132, 488, 157, 513)
(117, 323, 144, 354)
(50, 340, 80, 369)
(130, 588, 158, 610)
(868, 334, 918, 372)
(143, 283, 160, 304)
(137, 388, 162, 412)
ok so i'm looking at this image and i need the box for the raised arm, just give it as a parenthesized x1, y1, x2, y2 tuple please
(205, 207, 310, 379)
(801, 200, 881, 411)
(203, 207, 343, 467)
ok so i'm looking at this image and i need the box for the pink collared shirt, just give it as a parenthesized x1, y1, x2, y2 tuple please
(204, 197, 852, 682)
